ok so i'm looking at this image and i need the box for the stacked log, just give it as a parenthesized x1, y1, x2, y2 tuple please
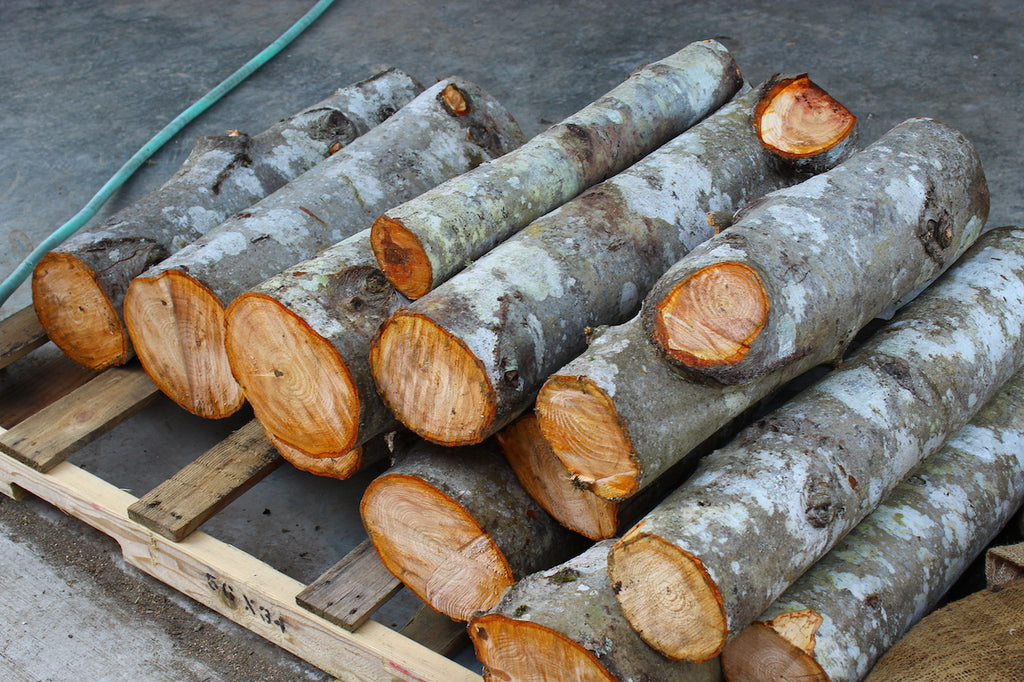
(123, 78, 524, 419)
(31, 68, 422, 370)
(360, 433, 583, 621)
(720, 357, 1024, 681)
(536, 116, 989, 501)
(369, 76, 857, 447)
(606, 226, 1024, 663)
(370, 39, 745, 300)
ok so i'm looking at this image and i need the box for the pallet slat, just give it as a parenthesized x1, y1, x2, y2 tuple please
(0, 306, 48, 369)
(128, 419, 283, 541)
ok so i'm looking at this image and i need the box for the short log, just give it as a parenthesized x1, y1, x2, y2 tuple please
(369, 77, 856, 446)
(721, 360, 1024, 681)
(370, 39, 744, 300)
(607, 226, 1024, 663)
(31, 68, 421, 370)
(124, 78, 524, 419)
(360, 434, 583, 621)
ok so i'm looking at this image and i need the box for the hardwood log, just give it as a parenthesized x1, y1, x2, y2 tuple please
(720, 361, 1024, 682)
(537, 118, 988, 501)
(369, 78, 856, 446)
(370, 39, 744, 300)
(225, 229, 405, 467)
(606, 226, 1024, 663)
(470, 540, 723, 682)
(124, 78, 524, 419)
(643, 116, 988, 385)
(31, 68, 422, 370)
(360, 434, 583, 621)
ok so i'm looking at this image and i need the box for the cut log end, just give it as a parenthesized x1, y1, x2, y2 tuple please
(370, 311, 495, 446)
(225, 293, 360, 456)
(371, 214, 433, 300)
(266, 430, 362, 479)
(497, 413, 619, 540)
(755, 74, 857, 159)
(534, 374, 637, 500)
(32, 252, 129, 369)
(653, 261, 769, 369)
(361, 473, 513, 621)
(720, 621, 828, 682)
(124, 270, 243, 419)
(608, 531, 727, 663)
(469, 614, 617, 682)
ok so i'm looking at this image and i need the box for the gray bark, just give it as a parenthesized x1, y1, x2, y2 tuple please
(31, 68, 422, 368)
(608, 226, 1024, 662)
(642, 116, 989, 385)
(724, 359, 1024, 681)
(371, 39, 744, 299)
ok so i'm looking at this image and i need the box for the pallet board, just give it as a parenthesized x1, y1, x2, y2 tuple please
(0, 307, 481, 681)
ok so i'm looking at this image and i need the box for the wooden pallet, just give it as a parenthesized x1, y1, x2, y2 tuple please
(0, 307, 479, 681)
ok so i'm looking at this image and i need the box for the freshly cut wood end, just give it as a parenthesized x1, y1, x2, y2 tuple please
(755, 74, 856, 159)
(32, 252, 130, 369)
(370, 311, 495, 446)
(497, 413, 620, 540)
(720, 621, 828, 681)
(535, 374, 638, 500)
(124, 270, 243, 419)
(361, 473, 514, 621)
(469, 613, 617, 682)
(653, 261, 769, 369)
(266, 430, 362, 479)
(767, 609, 823, 656)
(225, 292, 360, 457)
(608, 530, 727, 663)
(440, 83, 471, 116)
(371, 214, 433, 299)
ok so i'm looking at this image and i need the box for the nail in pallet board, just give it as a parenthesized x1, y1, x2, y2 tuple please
(0, 307, 479, 681)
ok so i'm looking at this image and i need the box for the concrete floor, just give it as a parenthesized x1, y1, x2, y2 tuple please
(1, 1, 1023, 679)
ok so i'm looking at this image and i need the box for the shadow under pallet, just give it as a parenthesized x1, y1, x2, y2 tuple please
(0, 307, 478, 681)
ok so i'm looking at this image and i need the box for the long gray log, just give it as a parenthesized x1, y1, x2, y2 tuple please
(31, 68, 421, 370)
(123, 77, 524, 419)
(370, 39, 744, 300)
(536, 117, 988, 501)
(606, 226, 1024, 663)
(369, 78, 857, 447)
(720, 359, 1024, 681)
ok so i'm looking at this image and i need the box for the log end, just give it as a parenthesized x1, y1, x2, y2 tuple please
(469, 613, 617, 682)
(720, 621, 828, 682)
(608, 530, 727, 663)
(32, 252, 130, 369)
(534, 374, 638, 501)
(652, 261, 769, 373)
(266, 430, 363, 479)
(755, 74, 857, 159)
(370, 311, 496, 446)
(371, 214, 433, 300)
(124, 270, 243, 419)
(225, 293, 360, 457)
(361, 473, 514, 621)
(497, 413, 620, 541)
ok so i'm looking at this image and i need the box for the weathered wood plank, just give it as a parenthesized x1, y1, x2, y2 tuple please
(0, 353, 99, 428)
(128, 419, 283, 541)
(0, 306, 47, 369)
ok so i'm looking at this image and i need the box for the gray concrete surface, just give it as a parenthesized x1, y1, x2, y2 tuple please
(1, 1, 1023, 679)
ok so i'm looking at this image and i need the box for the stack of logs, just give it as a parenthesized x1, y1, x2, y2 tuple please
(30, 37, 1024, 681)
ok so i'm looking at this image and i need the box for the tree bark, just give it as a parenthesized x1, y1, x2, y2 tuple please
(470, 540, 723, 682)
(720, 360, 1024, 682)
(31, 68, 422, 370)
(370, 39, 744, 300)
(536, 118, 988, 501)
(225, 229, 405, 467)
(606, 226, 1024, 663)
(123, 77, 525, 419)
(643, 117, 989, 385)
(369, 77, 856, 447)
(360, 434, 583, 622)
